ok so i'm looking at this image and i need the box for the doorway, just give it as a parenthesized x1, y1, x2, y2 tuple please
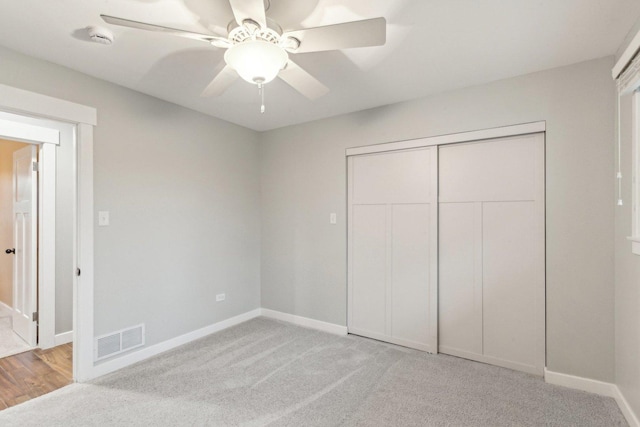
(0, 84, 95, 383)
(0, 133, 76, 410)
(0, 131, 76, 353)
(0, 111, 76, 353)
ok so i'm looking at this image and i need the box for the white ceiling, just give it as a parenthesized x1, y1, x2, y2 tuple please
(0, 0, 638, 131)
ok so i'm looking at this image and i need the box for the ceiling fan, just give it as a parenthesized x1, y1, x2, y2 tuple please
(100, 0, 386, 110)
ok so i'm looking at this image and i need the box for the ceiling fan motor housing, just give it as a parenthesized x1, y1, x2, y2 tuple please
(228, 22, 280, 45)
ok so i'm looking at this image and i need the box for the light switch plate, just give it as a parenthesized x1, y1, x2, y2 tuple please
(330, 213, 337, 224)
(98, 211, 110, 226)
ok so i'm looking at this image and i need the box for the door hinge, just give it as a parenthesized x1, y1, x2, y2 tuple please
(32, 312, 38, 322)
(32, 161, 39, 172)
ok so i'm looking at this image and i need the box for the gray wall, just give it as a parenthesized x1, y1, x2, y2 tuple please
(0, 45, 261, 350)
(260, 56, 616, 382)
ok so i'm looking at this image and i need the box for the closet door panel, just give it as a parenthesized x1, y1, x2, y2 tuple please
(348, 146, 437, 352)
(438, 202, 483, 355)
(391, 204, 431, 346)
(439, 135, 538, 203)
(438, 132, 544, 375)
(482, 201, 538, 367)
(352, 149, 432, 204)
(351, 204, 387, 336)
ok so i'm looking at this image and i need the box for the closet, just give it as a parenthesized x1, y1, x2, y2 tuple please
(347, 125, 545, 375)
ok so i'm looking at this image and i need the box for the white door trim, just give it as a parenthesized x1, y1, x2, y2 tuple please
(0, 84, 97, 126)
(0, 119, 60, 145)
(0, 83, 95, 382)
(75, 122, 94, 381)
(345, 121, 546, 156)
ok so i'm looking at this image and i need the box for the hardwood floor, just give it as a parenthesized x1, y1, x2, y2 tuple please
(0, 343, 73, 410)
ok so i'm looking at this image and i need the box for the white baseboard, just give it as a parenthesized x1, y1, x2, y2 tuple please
(545, 369, 639, 427)
(260, 308, 348, 336)
(88, 308, 262, 380)
(544, 369, 617, 396)
(87, 308, 344, 381)
(612, 386, 640, 427)
(54, 331, 73, 346)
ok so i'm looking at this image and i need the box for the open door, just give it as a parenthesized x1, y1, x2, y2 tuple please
(11, 144, 37, 347)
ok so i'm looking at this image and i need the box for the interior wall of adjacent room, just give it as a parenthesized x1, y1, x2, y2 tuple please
(0, 139, 30, 307)
(0, 45, 261, 350)
(260, 56, 615, 383)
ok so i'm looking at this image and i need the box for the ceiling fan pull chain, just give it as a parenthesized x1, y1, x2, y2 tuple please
(259, 83, 266, 113)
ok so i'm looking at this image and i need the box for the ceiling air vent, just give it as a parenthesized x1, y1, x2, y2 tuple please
(95, 324, 145, 361)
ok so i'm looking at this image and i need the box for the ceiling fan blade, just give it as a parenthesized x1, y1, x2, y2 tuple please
(278, 61, 329, 100)
(282, 17, 386, 53)
(201, 65, 238, 97)
(228, 0, 267, 29)
(101, 15, 227, 44)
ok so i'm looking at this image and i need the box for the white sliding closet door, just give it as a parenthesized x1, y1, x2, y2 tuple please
(438, 133, 545, 375)
(348, 147, 438, 352)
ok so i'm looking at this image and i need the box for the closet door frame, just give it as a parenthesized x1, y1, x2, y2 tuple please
(345, 121, 546, 360)
(346, 122, 546, 156)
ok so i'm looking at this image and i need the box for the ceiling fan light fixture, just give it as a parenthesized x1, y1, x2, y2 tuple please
(224, 40, 288, 85)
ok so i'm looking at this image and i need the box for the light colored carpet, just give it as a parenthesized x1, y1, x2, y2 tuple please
(0, 313, 32, 359)
(0, 317, 627, 426)
(0, 304, 12, 318)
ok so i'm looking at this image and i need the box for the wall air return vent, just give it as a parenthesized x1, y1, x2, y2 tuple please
(95, 324, 145, 361)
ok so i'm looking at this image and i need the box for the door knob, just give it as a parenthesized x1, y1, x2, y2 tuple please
(5, 248, 15, 254)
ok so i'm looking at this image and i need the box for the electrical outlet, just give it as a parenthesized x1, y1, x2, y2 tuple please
(216, 293, 225, 302)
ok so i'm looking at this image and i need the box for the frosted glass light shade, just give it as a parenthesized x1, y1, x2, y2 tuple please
(224, 40, 288, 85)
